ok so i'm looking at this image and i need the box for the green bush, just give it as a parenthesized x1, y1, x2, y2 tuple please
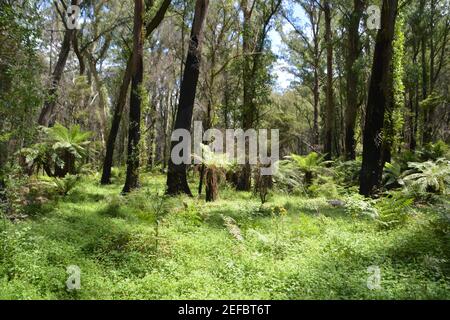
(335, 159, 362, 187)
(52, 174, 80, 196)
(375, 192, 414, 229)
(403, 158, 450, 195)
(20, 124, 92, 178)
(344, 194, 378, 219)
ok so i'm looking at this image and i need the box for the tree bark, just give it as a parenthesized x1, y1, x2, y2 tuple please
(323, 0, 335, 160)
(166, 0, 209, 196)
(100, 0, 172, 184)
(122, 0, 145, 194)
(38, 0, 80, 127)
(344, 0, 364, 160)
(359, 0, 398, 196)
(237, 1, 255, 192)
(101, 58, 132, 184)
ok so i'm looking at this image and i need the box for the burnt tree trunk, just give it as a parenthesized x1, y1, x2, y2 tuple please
(323, 1, 335, 160)
(166, 0, 209, 196)
(359, 0, 398, 196)
(205, 168, 218, 202)
(344, 0, 364, 160)
(236, 1, 255, 192)
(100, 0, 171, 184)
(122, 0, 144, 194)
(101, 58, 132, 184)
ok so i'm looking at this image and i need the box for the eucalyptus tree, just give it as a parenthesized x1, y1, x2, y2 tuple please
(166, 0, 210, 196)
(236, 0, 282, 191)
(122, 0, 145, 194)
(282, 0, 324, 149)
(38, 0, 80, 127)
(360, 0, 399, 196)
(101, 0, 172, 184)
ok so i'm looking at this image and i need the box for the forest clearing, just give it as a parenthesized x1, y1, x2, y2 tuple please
(1, 0, 449, 301)
(1, 172, 449, 299)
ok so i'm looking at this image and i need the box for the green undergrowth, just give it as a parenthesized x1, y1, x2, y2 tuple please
(0, 173, 449, 299)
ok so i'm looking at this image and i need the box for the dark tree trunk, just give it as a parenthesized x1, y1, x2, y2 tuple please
(166, 0, 209, 196)
(54, 151, 76, 178)
(312, 66, 320, 147)
(100, 0, 172, 184)
(236, 163, 251, 191)
(147, 90, 157, 169)
(205, 168, 218, 202)
(38, 0, 80, 127)
(101, 58, 132, 184)
(344, 0, 364, 160)
(237, 3, 255, 192)
(198, 163, 205, 195)
(323, 1, 335, 160)
(122, 0, 144, 194)
(419, 0, 430, 144)
(409, 43, 420, 150)
(359, 0, 398, 196)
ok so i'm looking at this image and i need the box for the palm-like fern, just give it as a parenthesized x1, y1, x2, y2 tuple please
(194, 144, 232, 202)
(403, 158, 450, 194)
(45, 123, 92, 177)
(383, 162, 405, 188)
(280, 152, 331, 186)
(46, 123, 92, 160)
(20, 124, 92, 177)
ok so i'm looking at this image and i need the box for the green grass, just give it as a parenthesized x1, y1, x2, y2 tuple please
(0, 173, 449, 299)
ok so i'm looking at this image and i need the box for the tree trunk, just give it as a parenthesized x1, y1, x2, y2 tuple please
(344, 0, 364, 160)
(38, 0, 80, 127)
(122, 0, 144, 194)
(166, 0, 209, 196)
(323, 1, 335, 160)
(205, 168, 218, 202)
(236, 2, 254, 191)
(100, 0, 171, 184)
(101, 58, 132, 184)
(359, 0, 398, 196)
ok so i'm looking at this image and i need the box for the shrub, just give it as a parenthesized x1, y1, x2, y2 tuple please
(253, 165, 273, 204)
(275, 152, 332, 195)
(418, 140, 449, 161)
(375, 192, 414, 229)
(335, 158, 362, 187)
(20, 124, 92, 178)
(344, 194, 378, 219)
(403, 158, 450, 195)
(52, 174, 80, 196)
(383, 162, 405, 189)
(308, 175, 339, 199)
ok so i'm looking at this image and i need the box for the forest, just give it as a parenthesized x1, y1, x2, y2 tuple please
(0, 0, 449, 300)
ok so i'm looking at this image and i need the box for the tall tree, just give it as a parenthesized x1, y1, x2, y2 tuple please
(101, 0, 172, 184)
(323, 0, 336, 160)
(166, 0, 210, 196)
(283, 0, 323, 149)
(360, 0, 399, 196)
(122, 0, 145, 194)
(344, 0, 364, 160)
(38, 0, 80, 127)
(236, 0, 281, 191)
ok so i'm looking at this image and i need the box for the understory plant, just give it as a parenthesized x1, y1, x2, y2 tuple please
(403, 158, 449, 195)
(20, 124, 92, 178)
(194, 144, 232, 202)
(275, 152, 332, 195)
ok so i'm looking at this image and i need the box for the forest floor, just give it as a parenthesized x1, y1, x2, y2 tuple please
(0, 172, 449, 299)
